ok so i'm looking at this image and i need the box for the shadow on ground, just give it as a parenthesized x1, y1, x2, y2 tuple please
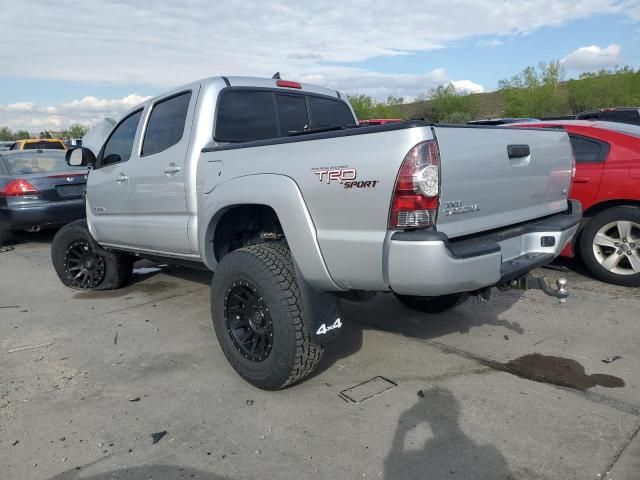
(383, 387, 515, 480)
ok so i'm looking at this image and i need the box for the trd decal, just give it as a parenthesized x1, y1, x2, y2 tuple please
(313, 168, 356, 184)
(312, 167, 379, 189)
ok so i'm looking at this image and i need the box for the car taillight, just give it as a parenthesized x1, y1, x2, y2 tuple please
(389, 140, 440, 229)
(276, 79, 302, 89)
(0, 179, 39, 196)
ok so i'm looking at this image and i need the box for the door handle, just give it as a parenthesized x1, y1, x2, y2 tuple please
(116, 173, 128, 183)
(573, 177, 590, 184)
(164, 163, 181, 175)
(507, 144, 530, 158)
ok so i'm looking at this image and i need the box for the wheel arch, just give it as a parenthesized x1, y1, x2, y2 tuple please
(199, 174, 342, 291)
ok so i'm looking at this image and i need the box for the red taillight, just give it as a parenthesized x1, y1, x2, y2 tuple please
(0, 179, 39, 196)
(389, 140, 440, 229)
(276, 79, 302, 89)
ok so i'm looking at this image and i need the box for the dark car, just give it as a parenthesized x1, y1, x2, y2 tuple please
(576, 108, 640, 126)
(0, 150, 88, 244)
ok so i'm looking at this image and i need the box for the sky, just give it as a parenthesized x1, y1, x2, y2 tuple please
(0, 0, 639, 131)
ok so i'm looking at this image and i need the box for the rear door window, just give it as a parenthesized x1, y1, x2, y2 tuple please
(141, 91, 192, 157)
(23, 141, 65, 150)
(569, 135, 609, 163)
(215, 91, 278, 142)
(308, 97, 355, 128)
(275, 94, 308, 134)
(99, 109, 143, 166)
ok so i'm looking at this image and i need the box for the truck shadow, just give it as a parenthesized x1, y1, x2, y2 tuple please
(383, 387, 515, 480)
(317, 290, 524, 376)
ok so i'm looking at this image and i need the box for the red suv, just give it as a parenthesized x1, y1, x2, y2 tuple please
(512, 120, 640, 286)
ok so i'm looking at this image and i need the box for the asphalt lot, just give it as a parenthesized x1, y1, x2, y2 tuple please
(1, 231, 639, 480)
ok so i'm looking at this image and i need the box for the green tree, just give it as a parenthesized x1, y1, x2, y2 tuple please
(428, 83, 477, 123)
(0, 126, 13, 141)
(14, 130, 30, 140)
(498, 61, 565, 117)
(346, 94, 405, 120)
(68, 123, 88, 139)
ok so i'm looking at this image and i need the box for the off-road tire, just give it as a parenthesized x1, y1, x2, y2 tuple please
(578, 206, 640, 287)
(211, 244, 324, 390)
(394, 292, 468, 313)
(51, 219, 134, 290)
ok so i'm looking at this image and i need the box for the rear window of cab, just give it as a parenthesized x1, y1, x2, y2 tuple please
(1, 151, 85, 174)
(214, 89, 355, 143)
(22, 141, 65, 150)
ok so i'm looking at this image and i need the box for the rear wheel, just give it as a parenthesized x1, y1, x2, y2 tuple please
(579, 207, 640, 287)
(211, 244, 324, 389)
(51, 220, 134, 290)
(394, 293, 467, 313)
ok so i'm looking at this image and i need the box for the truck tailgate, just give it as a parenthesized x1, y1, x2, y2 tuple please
(433, 126, 573, 239)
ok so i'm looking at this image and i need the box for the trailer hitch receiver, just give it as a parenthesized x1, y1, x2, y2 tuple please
(502, 275, 569, 303)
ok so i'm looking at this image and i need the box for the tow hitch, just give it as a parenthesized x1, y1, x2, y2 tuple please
(503, 274, 569, 303)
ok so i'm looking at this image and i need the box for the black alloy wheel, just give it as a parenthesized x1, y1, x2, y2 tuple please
(224, 280, 273, 362)
(64, 239, 106, 289)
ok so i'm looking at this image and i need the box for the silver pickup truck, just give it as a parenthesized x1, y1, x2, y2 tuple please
(51, 76, 581, 389)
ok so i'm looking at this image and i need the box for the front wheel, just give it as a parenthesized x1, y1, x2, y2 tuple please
(211, 244, 324, 390)
(578, 207, 640, 287)
(51, 220, 134, 290)
(394, 293, 467, 313)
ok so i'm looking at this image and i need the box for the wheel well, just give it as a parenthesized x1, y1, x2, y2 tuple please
(212, 205, 284, 262)
(583, 199, 640, 219)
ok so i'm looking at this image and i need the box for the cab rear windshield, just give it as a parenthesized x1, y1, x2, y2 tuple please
(215, 89, 355, 143)
(22, 141, 65, 150)
(1, 152, 85, 175)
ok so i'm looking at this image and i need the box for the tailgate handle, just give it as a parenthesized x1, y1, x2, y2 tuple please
(507, 144, 530, 158)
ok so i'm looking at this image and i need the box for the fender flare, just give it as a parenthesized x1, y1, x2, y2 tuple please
(199, 174, 344, 291)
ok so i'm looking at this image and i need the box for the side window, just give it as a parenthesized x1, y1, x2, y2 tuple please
(275, 94, 308, 135)
(569, 135, 609, 163)
(308, 97, 355, 129)
(215, 91, 277, 142)
(600, 110, 640, 125)
(100, 110, 143, 166)
(141, 91, 192, 156)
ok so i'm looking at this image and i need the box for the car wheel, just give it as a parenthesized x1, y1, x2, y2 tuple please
(0, 228, 14, 247)
(51, 219, 134, 290)
(211, 244, 324, 390)
(394, 292, 468, 313)
(579, 206, 640, 287)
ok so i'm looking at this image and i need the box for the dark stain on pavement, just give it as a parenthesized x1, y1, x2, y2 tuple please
(73, 280, 177, 299)
(501, 353, 625, 390)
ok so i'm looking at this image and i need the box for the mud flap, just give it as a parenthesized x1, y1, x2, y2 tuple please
(294, 263, 342, 345)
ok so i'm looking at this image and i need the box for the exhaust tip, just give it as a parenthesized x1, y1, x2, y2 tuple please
(28, 225, 41, 233)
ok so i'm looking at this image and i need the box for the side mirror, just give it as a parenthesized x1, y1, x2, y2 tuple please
(66, 147, 96, 168)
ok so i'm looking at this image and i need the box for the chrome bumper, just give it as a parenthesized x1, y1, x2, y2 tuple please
(385, 201, 581, 296)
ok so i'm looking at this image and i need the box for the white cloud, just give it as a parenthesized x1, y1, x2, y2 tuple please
(477, 39, 505, 47)
(0, 94, 150, 131)
(0, 0, 637, 129)
(450, 80, 485, 94)
(561, 44, 623, 71)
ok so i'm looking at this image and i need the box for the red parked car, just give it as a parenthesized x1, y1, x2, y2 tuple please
(358, 118, 403, 126)
(511, 120, 640, 286)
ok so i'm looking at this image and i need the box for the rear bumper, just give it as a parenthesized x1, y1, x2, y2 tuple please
(385, 200, 581, 296)
(0, 199, 86, 231)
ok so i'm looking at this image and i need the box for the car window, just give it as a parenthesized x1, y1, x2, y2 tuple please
(597, 110, 640, 125)
(141, 91, 192, 157)
(307, 96, 355, 129)
(22, 141, 65, 150)
(569, 135, 609, 163)
(275, 94, 308, 134)
(215, 91, 278, 142)
(3, 152, 86, 174)
(100, 109, 143, 166)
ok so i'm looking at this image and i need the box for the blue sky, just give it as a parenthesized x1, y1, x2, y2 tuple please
(0, 0, 638, 130)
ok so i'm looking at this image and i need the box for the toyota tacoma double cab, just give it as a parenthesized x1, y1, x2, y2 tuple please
(51, 76, 581, 389)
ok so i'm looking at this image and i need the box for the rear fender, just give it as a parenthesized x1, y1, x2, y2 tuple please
(200, 174, 343, 291)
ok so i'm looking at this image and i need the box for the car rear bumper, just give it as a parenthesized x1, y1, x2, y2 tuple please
(0, 199, 86, 231)
(385, 200, 581, 296)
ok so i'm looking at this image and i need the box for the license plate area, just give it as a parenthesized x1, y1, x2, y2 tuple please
(55, 184, 86, 198)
